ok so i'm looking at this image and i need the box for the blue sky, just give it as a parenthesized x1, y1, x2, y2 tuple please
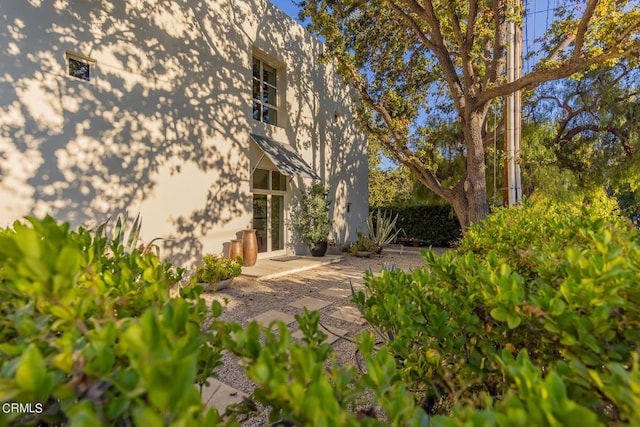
(270, 0, 303, 23)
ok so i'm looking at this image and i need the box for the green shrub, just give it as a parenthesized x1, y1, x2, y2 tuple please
(371, 205, 461, 246)
(355, 200, 640, 424)
(221, 310, 428, 426)
(190, 254, 242, 285)
(0, 216, 225, 426)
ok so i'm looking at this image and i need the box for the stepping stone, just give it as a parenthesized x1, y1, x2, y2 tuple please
(328, 306, 367, 325)
(288, 296, 332, 311)
(200, 378, 246, 413)
(291, 325, 348, 344)
(248, 310, 295, 328)
(319, 287, 353, 298)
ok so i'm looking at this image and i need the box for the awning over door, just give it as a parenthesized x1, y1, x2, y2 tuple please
(250, 133, 320, 180)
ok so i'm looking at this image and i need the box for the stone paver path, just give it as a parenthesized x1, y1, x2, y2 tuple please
(288, 296, 333, 311)
(247, 310, 296, 328)
(196, 246, 444, 420)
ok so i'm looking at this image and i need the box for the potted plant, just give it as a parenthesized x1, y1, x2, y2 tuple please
(349, 232, 378, 257)
(291, 183, 332, 257)
(190, 254, 242, 291)
(327, 239, 344, 255)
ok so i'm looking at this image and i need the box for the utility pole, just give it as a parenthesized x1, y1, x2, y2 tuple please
(504, 0, 523, 207)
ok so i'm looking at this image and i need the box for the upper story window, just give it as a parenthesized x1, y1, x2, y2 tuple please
(252, 57, 278, 126)
(252, 169, 286, 192)
(66, 51, 96, 82)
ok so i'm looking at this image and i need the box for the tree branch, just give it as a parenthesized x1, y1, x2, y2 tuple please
(395, 0, 466, 107)
(571, 0, 599, 59)
(343, 59, 453, 200)
(478, 43, 640, 104)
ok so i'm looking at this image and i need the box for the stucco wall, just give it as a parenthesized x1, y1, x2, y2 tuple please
(0, 0, 368, 266)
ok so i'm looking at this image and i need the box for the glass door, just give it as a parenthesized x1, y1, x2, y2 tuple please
(252, 194, 285, 254)
(271, 195, 284, 251)
(252, 169, 287, 256)
(253, 194, 268, 253)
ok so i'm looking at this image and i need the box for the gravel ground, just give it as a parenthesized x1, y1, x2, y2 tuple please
(195, 245, 450, 425)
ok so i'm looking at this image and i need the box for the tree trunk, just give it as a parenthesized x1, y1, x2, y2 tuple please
(450, 111, 490, 230)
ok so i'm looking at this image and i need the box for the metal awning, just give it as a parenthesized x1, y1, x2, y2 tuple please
(250, 133, 320, 180)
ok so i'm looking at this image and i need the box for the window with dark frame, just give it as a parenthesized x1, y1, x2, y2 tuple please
(66, 52, 94, 81)
(252, 57, 278, 125)
(252, 169, 287, 192)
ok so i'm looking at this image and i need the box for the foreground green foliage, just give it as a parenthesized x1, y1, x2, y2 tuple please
(2, 203, 639, 426)
(0, 216, 224, 425)
(355, 199, 640, 424)
(223, 310, 428, 426)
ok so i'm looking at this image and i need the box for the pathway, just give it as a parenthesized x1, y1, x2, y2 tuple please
(198, 246, 443, 419)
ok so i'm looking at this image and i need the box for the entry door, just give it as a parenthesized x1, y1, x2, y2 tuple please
(252, 194, 285, 255)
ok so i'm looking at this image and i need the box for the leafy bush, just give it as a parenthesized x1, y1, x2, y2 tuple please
(354, 200, 640, 424)
(221, 310, 428, 426)
(0, 216, 226, 426)
(190, 254, 242, 285)
(371, 205, 461, 246)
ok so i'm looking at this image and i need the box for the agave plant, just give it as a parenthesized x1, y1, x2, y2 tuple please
(366, 209, 403, 251)
(95, 212, 162, 255)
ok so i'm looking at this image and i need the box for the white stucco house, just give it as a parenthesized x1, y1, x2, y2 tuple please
(0, 0, 368, 265)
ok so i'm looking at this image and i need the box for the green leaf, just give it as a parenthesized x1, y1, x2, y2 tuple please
(490, 307, 509, 322)
(15, 345, 44, 392)
(55, 245, 81, 276)
(507, 314, 521, 329)
(133, 406, 164, 427)
(14, 228, 41, 258)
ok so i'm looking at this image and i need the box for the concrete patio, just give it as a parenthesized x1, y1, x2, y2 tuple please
(240, 254, 344, 280)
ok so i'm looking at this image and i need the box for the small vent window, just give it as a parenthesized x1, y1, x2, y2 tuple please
(66, 51, 95, 81)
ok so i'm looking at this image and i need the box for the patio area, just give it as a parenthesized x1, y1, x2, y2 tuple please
(240, 254, 344, 280)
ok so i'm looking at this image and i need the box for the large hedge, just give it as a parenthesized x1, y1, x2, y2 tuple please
(371, 205, 461, 247)
(356, 199, 640, 425)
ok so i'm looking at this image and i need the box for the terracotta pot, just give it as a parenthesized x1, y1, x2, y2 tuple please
(229, 239, 243, 262)
(242, 229, 258, 266)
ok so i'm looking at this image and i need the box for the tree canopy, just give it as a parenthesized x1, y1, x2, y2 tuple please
(300, 0, 640, 227)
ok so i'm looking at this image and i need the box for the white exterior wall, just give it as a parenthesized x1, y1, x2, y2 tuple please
(0, 0, 368, 266)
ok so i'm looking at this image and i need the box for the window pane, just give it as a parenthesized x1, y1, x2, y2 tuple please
(252, 58, 261, 78)
(265, 107, 277, 125)
(69, 57, 90, 81)
(272, 171, 286, 191)
(252, 101, 260, 121)
(263, 64, 276, 85)
(252, 79, 261, 100)
(253, 169, 269, 189)
(264, 84, 277, 107)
